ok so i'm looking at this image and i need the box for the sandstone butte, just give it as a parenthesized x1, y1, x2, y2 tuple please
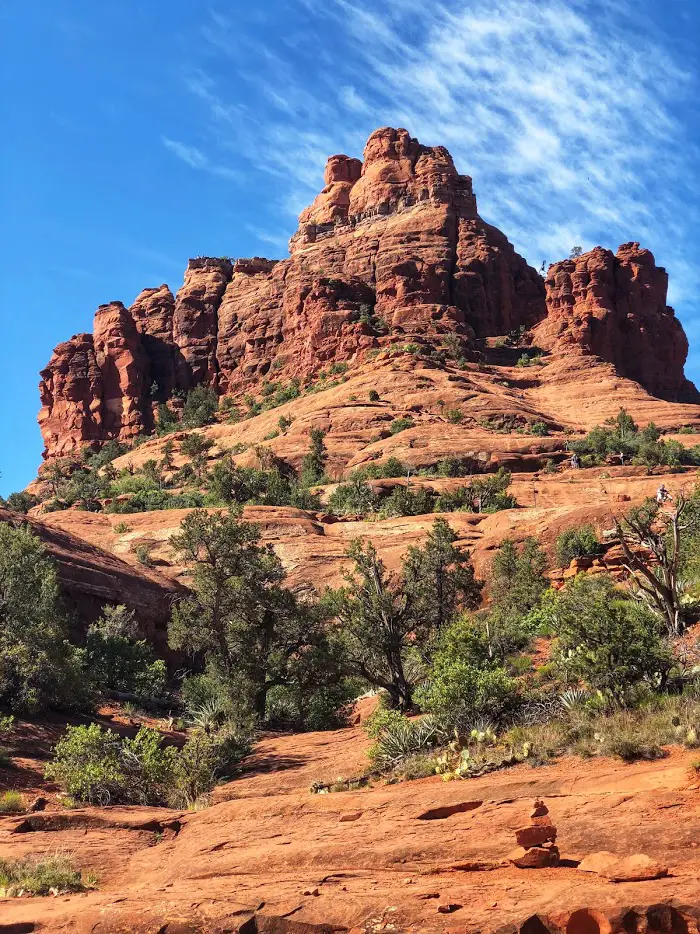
(5, 127, 700, 931)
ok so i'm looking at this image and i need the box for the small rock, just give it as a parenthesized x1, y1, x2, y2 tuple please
(27, 796, 48, 813)
(437, 903, 462, 914)
(514, 823, 557, 848)
(508, 845, 560, 869)
(608, 854, 668, 882)
(417, 892, 440, 900)
(302, 888, 320, 896)
(578, 851, 668, 882)
(339, 811, 362, 822)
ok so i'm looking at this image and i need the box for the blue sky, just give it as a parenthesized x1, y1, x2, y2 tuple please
(1, 0, 699, 495)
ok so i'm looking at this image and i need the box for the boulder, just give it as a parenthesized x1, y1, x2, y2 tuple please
(578, 851, 668, 881)
(508, 845, 560, 869)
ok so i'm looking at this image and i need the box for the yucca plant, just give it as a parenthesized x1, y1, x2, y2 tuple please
(370, 716, 444, 770)
(187, 698, 227, 731)
(559, 688, 590, 712)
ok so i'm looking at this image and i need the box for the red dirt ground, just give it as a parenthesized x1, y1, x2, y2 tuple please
(3, 710, 700, 932)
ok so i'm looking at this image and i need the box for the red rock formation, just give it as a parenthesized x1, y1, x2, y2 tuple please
(289, 127, 542, 341)
(93, 302, 150, 441)
(129, 284, 177, 398)
(37, 128, 697, 460)
(0, 507, 182, 648)
(172, 257, 233, 390)
(535, 243, 698, 402)
(298, 154, 362, 226)
(38, 333, 106, 458)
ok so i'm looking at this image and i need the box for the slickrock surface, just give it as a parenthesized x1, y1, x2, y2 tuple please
(2, 726, 700, 931)
(37, 127, 696, 461)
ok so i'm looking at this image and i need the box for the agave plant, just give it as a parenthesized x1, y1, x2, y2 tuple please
(559, 688, 590, 712)
(371, 715, 444, 770)
(187, 698, 226, 731)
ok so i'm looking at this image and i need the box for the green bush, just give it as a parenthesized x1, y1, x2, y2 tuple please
(555, 524, 599, 566)
(207, 458, 321, 511)
(300, 428, 328, 485)
(46, 723, 130, 805)
(135, 544, 154, 566)
(0, 491, 39, 513)
(0, 524, 88, 714)
(389, 417, 415, 435)
(368, 389, 380, 402)
(349, 457, 408, 481)
(0, 855, 94, 896)
(44, 723, 212, 807)
(570, 409, 695, 467)
(168, 727, 251, 808)
(434, 469, 516, 514)
(432, 457, 474, 478)
(491, 538, 548, 616)
(553, 575, 673, 699)
(436, 609, 532, 670)
(599, 729, 666, 763)
(379, 485, 435, 518)
(368, 715, 443, 769)
(156, 403, 180, 435)
(416, 660, 520, 732)
(83, 627, 167, 699)
(0, 791, 24, 814)
(108, 472, 160, 496)
(107, 490, 206, 513)
(363, 704, 406, 739)
(265, 677, 356, 732)
(328, 478, 379, 515)
(181, 386, 219, 428)
(180, 433, 215, 459)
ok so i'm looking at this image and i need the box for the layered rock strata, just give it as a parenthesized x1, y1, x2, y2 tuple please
(38, 127, 696, 460)
(535, 243, 697, 402)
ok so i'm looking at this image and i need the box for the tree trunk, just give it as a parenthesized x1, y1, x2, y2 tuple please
(253, 684, 268, 721)
(387, 648, 412, 712)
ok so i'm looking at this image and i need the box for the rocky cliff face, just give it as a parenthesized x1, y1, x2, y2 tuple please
(534, 243, 698, 403)
(37, 127, 696, 460)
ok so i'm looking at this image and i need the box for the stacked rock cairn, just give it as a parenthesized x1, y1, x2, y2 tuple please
(507, 799, 559, 868)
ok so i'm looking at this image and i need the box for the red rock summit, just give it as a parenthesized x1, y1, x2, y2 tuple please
(38, 127, 697, 460)
(534, 243, 696, 402)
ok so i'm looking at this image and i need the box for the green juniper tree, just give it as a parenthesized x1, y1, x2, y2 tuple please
(300, 427, 328, 486)
(169, 509, 337, 722)
(0, 523, 86, 712)
(329, 520, 482, 711)
(328, 540, 415, 711)
(402, 517, 483, 635)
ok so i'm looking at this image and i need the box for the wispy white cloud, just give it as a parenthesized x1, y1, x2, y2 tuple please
(339, 85, 370, 114)
(186, 1, 699, 313)
(162, 136, 243, 182)
(245, 224, 290, 252)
